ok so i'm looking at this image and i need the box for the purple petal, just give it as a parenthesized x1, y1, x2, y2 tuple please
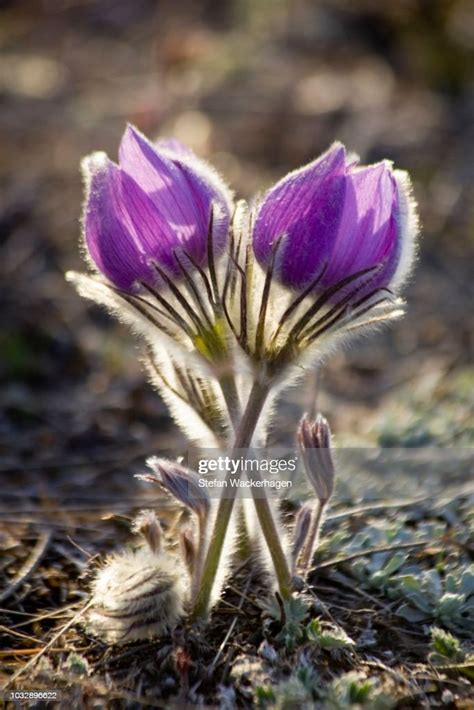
(119, 126, 213, 264)
(323, 162, 399, 293)
(118, 168, 185, 276)
(253, 144, 347, 288)
(157, 136, 233, 255)
(83, 153, 159, 291)
(83, 151, 195, 289)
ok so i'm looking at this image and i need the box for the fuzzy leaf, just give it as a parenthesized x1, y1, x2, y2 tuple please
(306, 618, 355, 649)
(430, 627, 465, 662)
(459, 568, 474, 597)
(396, 604, 430, 623)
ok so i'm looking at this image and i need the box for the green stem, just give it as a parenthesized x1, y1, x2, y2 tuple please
(218, 371, 252, 559)
(192, 380, 271, 619)
(249, 478, 292, 598)
(191, 513, 208, 602)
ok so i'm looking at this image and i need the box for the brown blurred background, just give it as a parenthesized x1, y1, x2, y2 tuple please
(1, 0, 473, 499)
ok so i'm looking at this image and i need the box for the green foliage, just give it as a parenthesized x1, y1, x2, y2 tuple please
(255, 669, 394, 709)
(64, 652, 90, 676)
(262, 595, 309, 651)
(255, 684, 276, 706)
(392, 565, 474, 633)
(306, 618, 355, 650)
(276, 597, 308, 651)
(325, 672, 394, 709)
(256, 663, 321, 709)
(428, 627, 474, 681)
(429, 627, 465, 663)
(262, 595, 355, 654)
(328, 512, 474, 635)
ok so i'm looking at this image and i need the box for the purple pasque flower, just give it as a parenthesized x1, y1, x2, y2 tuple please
(82, 125, 232, 292)
(252, 143, 417, 297)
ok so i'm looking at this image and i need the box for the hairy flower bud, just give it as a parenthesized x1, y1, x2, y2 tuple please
(132, 509, 162, 555)
(297, 414, 335, 503)
(141, 458, 210, 520)
(87, 547, 185, 645)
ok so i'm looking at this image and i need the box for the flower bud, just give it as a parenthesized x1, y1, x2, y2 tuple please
(140, 458, 210, 520)
(82, 125, 232, 292)
(87, 547, 185, 645)
(297, 413, 335, 503)
(131, 509, 162, 555)
(253, 143, 418, 298)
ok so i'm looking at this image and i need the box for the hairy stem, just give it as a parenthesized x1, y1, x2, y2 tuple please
(192, 380, 273, 619)
(218, 371, 251, 559)
(191, 513, 208, 603)
(218, 372, 241, 430)
(300, 499, 326, 573)
(249, 475, 292, 598)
